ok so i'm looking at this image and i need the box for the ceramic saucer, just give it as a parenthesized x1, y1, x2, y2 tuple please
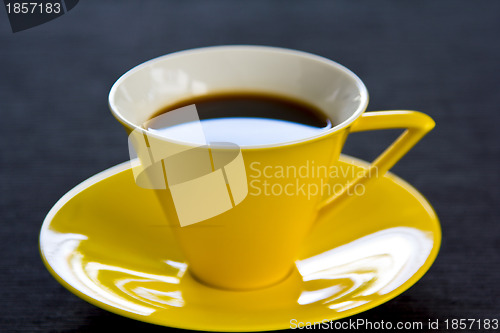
(40, 155, 441, 331)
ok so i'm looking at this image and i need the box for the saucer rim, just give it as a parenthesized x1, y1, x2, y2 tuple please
(39, 156, 441, 331)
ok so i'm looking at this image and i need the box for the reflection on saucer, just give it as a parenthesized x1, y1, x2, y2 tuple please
(44, 226, 433, 316)
(42, 230, 186, 316)
(296, 227, 433, 311)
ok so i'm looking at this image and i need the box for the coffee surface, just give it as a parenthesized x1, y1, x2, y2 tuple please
(147, 92, 332, 146)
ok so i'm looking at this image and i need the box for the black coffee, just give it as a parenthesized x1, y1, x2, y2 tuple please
(147, 92, 332, 146)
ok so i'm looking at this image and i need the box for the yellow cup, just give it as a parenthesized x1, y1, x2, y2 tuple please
(109, 46, 435, 290)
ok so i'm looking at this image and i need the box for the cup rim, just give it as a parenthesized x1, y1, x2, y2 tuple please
(109, 45, 369, 150)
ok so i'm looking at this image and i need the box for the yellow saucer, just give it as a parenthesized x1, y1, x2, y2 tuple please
(39, 156, 441, 331)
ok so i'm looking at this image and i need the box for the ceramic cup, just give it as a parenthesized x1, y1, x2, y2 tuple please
(109, 46, 435, 290)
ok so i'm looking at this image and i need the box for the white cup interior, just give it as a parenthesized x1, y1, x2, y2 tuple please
(109, 46, 368, 147)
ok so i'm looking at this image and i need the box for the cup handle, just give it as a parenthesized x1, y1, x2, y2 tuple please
(317, 110, 435, 216)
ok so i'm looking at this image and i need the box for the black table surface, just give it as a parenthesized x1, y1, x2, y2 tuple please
(1, 1, 499, 332)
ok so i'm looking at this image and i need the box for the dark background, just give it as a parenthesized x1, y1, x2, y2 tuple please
(1, 1, 499, 332)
